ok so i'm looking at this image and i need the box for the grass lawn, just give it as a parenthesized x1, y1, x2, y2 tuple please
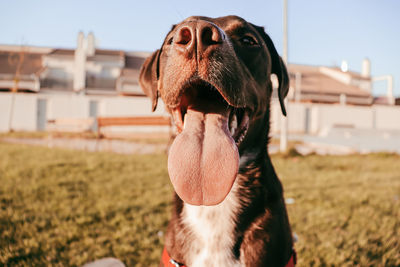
(0, 142, 399, 266)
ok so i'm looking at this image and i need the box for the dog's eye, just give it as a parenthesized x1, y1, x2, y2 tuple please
(240, 36, 257, 46)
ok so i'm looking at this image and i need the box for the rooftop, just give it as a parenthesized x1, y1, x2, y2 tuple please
(288, 64, 371, 98)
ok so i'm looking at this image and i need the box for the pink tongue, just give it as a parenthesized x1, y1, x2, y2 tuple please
(168, 103, 239, 206)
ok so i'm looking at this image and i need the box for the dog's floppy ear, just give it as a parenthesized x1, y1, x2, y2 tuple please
(253, 25, 290, 116)
(139, 49, 161, 112)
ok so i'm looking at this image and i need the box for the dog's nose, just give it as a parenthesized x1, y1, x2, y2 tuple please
(175, 26, 193, 47)
(197, 21, 224, 51)
(173, 21, 225, 57)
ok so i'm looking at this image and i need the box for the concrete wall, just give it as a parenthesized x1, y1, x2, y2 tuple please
(271, 101, 308, 134)
(0, 93, 38, 132)
(48, 95, 90, 119)
(0, 94, 13, 132)
(11, 94, 38, 131)
(99, 96, 167, 117)
(1, 92, 399, 134)
(270, 100, 400, 134)
(375, 106, 400, 130)
(315, 105, 374, 133)
(0, 92, 169, 133)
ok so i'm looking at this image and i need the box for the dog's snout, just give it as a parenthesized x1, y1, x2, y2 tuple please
(176, 27, 192, 46)
(173, 23, 196, 55)
(173, 20, 224, 57)
(199, 23, 224, 47)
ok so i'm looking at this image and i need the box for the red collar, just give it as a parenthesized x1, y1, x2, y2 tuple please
(162, 247, 296, 267)
(162, 247, 185, 267)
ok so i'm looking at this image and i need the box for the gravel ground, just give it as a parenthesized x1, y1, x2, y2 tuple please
(0, 137, 168, 154)
(3, 127, 399, 155)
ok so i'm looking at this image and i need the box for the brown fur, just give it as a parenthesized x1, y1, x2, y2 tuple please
(140, 15, 293, 266)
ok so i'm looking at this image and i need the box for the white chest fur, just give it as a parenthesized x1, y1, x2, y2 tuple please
(181, 184, 243, 267)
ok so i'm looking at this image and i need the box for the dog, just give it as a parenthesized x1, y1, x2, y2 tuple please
(139, 15, 295, 267)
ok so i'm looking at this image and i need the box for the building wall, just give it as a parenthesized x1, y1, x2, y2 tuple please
(0, 94, 13, 132)
(48, 94, 90, 119)
(375, 106, 400, 130)
(315, 105, 374, 132)
(0, 92, 169, 132)
(42, 57, 75, 89)
(271, 101, 308, 134)
(270, 100, 400, 134)
(99, 96, 166, 117)
(86, 58, 122, 89)
(0, 92, 399, 134)
(0, 93, 38, 131)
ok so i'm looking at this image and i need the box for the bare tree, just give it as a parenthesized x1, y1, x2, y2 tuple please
(7, 46, 26, 132)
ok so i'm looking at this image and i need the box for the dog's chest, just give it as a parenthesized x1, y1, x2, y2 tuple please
(181, 187, 243, 267)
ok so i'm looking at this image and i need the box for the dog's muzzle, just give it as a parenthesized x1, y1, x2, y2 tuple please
(165, 21, 251, 206)
(168, 79, 250, 206)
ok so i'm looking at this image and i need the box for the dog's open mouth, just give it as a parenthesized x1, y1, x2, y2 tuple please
(167, 79, 250, 206)
(171, 79, 250, 144)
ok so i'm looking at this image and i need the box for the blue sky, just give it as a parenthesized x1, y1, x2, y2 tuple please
(1, 0, 399, 96)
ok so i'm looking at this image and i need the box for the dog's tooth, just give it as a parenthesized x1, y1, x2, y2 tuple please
(230, 114, 237, 136)
(233, 110, 250, 144)
(239, 110, 249, 130)
(172, 109, 184, 132)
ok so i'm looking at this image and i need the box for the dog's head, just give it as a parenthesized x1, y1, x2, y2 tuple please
(140, 15, 289, 206)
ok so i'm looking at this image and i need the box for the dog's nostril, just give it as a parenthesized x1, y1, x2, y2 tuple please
(200, 25, 224, 46)
(201, 26, 221, 45)
(201, 27, 213, 45)
(176, 27, 192, 45)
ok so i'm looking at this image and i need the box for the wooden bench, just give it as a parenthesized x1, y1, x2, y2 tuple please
(96, 116, 173, 139)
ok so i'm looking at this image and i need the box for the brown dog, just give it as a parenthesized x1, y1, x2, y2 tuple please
(140, 15, 294, 267)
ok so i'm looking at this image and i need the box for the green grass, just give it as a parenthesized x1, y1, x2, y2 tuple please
(274, 153, 400, 267)
(0, 142, 399, 266)
(0, 142, 172, 267)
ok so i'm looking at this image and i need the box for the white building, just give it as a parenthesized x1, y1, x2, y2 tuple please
(0, 32, 150, 96)
(0, 34, 398, 135)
